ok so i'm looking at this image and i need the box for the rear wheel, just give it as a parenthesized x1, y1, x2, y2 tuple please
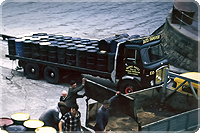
(44, 66, 59, 84)
(25, 63, 40, 79)
(119, 80, 141, 94)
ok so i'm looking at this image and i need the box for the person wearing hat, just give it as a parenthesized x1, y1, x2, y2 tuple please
(64, 78, 86, 108)
(94, 100, 110, 132)
(39, 101, 69, 131)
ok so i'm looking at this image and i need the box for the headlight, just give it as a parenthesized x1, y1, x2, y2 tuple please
(150, 80, 154, 86)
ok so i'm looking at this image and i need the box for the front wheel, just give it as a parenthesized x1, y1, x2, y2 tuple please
(25, 63, 40, 79)
(44, 66, 59, 84)
(118, 80, 141, 94)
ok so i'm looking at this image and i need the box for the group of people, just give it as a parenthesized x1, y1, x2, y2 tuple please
(39, 78, 86, 132)
(38, 78, 117, 132)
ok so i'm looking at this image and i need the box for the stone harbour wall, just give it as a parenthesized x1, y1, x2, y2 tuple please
(153, 10, 199, 72)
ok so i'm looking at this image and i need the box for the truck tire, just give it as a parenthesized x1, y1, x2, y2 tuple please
(119, 80, 141, 94)
(44, 66, 59, 84)
(25, 63, 40, 79)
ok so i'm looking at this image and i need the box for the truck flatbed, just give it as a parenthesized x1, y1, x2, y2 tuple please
(87, 102, 184, 131)
(84, 79, 199, 131)
(5, 54, 111, 79)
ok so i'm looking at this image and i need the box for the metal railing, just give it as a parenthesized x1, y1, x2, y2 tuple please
(161, 68, 200, 103)
(174, 6, 198, 31)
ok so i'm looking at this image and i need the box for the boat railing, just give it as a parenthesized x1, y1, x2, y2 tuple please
(173, 5, 198, 31)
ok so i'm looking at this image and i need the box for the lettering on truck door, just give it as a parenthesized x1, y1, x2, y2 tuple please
(123, 49, 141, 76)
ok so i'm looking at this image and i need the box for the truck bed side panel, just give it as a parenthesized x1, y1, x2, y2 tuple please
(85, 80, 136, 119)
(141, 108, 200, 131)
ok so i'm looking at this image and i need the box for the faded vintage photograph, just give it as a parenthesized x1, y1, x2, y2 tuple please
(0, 0, 199, 132)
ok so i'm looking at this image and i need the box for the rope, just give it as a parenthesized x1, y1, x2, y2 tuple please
(6, 60, 22, 82)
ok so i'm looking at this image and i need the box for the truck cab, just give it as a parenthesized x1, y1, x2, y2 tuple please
(114, 35, 169, 93)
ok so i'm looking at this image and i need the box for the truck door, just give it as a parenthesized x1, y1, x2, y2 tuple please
(123, 48, 141, 77)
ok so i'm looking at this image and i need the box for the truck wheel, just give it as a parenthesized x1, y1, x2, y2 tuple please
(119, 80, 141, 94)
(44, 66, 59, 84)
(25, 63, 40, 79)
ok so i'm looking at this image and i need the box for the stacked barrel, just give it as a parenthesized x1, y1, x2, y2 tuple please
(96, 51, 108, 71)
(0, 112, 56, 132)
(7, 33, 140, 72)
(7, 38, 16, 55)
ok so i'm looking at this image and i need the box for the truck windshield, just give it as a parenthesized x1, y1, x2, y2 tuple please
(141, 44, 165, 64)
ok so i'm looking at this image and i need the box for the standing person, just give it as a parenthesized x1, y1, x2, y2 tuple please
(94, 100, 110, 132)
(60, 90, 71, 113)
(58, 104, 82, 132)
(60, 90, 67, 102)
(64, 78, 86, 108)
(39, 101, 68, 131)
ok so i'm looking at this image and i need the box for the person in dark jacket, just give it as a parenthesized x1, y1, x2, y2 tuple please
(64, 78, 86, 108)
(39, 101, 68, 131)
(94, 100, 110, 132)
(60, 90, 67, 102)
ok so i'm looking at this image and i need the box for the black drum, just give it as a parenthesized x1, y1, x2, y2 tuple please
(81, 39, 90, 43)
(71, 37, 81, 41)
(110, 38, 129, 53)
(8, 38, 16, 55)
(35, 126, 57, 133)
(23, 40, 32, 58)
(86, 49, 97, 70)
(23, 119, 44, 131)
(85, 46, 96, 50)
(82, 41, 92, 46)
(58, 42, 66, 46)
(57, 45, 68, 64)
(48, 44, 58, 63)
(54, 35, 63, 39)
(48, 34, 55, 38)
(63, 36, 72, 40)
(15, 38, 24, 57)
(96, 51, 108, 71)
(75, 44, 85, 49)
(55, 38, 64, 42)
(39, 36, 49, 41)
(31, 41, 40, 59)
(92, 43, 98, 47)
(76, 48, 87, 67)
(73, 41, 82, 45)
(64, 39, 73, 43)
(66, 43, 75, 47)
(99, 33, 129, 52)
(49, 41, 58, 45)
(48, 37, 56, 41)
(6, 125, 26, 133)
(39, 42, 50, 61)
(1, 130, 8, 133)
(11, 112, 30, 125)
(37, 33, 48, 36)
(90, 40, 99, 44)
(66, 47, 76, 66)
(0, 118, 14, 130)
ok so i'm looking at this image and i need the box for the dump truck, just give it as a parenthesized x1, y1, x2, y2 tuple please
(2, 33, 169, 93)
(84, 69, 200, 132)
